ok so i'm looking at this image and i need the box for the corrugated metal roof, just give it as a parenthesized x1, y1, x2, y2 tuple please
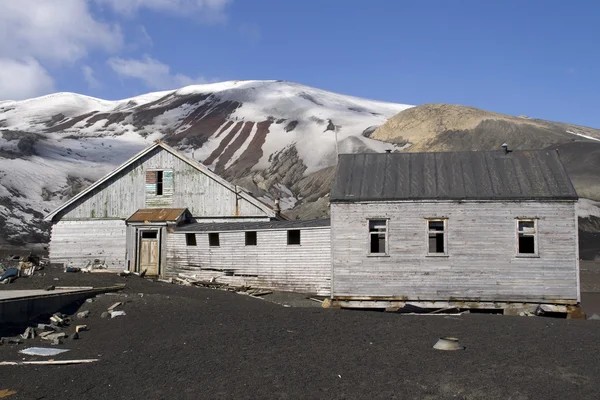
(331, 150, 578, 202)
(127, 208, 188, 223)
(175, 218, 331, 233)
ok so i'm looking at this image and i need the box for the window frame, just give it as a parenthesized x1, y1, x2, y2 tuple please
(185, 233, 197, 247)
(208, 232, 220, 247)
(245, 231, 257, 246)
(156, 170, 164, 196)
(516, 218, 539, 257)
(367, 218, 389, 257)
(287, 229, 301, 245)
(426, 218, 448, 257)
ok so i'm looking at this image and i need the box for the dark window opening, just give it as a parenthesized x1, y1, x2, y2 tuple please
(428, 220, 445, 254)
(287, 230, 301, 245)
(185, 233, 197, 246)
(156, 170, 163, 196)
(141, 231, 157, 239)
(369, 220, 387, 254)
(245, 231, 257, 246)
(208, 233, 220, 247)
(518, 220, 536, 254)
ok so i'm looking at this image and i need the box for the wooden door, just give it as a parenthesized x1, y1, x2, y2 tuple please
(139, 231, 159, 275)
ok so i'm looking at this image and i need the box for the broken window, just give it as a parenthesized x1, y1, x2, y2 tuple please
(287, 230, 301, 245)
(368, 219, 388, 255)
(141, 231, 157, 239)
(245, 231, 257, 246)
(185, 233, 197, 246)
(156, 170, 164, 196)
(208, 233, 220, 247)
(517, 220, 537, 255)
(427, 219, 447, 255)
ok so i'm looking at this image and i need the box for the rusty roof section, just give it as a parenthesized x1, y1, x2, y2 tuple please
(127, 208, 188, 223)
(331, 149, 578, 202)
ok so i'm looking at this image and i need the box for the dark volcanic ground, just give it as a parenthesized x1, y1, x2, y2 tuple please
(1, 267, 600, 400)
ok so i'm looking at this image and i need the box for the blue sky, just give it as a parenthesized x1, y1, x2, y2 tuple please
(1, 0, 599, 127)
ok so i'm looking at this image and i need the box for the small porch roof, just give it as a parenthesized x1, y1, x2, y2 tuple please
(126, 208, 189, 224)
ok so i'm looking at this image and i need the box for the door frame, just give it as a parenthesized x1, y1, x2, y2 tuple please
(136, 226, 162, 275)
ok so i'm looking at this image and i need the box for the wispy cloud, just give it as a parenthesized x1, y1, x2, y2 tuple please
(82, 65, 101, 89)
(0, 58, 55, 100)
(107, 56, 208, 90)
(95, 0, 232, 22)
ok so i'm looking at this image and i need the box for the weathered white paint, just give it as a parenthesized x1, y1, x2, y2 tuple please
(57, 146, 272, 220)
(331, 200, 579, 303)
(49, 220, 126, 271)
(166, 227, 331, 295)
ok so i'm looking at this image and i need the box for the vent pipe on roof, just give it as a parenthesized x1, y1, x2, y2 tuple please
(501, 143, 509, 154)
(385, 149, 392, 153)
(274, 199, 281, 218)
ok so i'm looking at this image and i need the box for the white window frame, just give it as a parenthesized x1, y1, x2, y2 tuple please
(516, 218, 539, 257)
(367, 218, 389, 257)
(426, 218, 448, 257)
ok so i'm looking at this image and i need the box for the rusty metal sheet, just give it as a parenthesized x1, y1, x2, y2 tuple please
(126, 208, 187, 223)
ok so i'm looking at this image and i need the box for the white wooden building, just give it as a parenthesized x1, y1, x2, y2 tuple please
(329, 150, 581, 314)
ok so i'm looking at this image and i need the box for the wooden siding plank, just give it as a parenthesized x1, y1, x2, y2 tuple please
(60, 146, 270, 220)
(331, 201, 578, 302)
(165, 228, 332, 295)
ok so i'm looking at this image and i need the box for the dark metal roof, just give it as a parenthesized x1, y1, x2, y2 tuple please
(175, 218, 331, 233)
(127, 208, 188, 223)
(331, 150, 578, 202)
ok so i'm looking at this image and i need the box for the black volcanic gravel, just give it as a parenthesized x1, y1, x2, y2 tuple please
(1, 267, 600, 399)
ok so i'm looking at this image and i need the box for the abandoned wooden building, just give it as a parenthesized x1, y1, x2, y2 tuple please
(44, 141, 331, 293)
(329, 149, 581, 313)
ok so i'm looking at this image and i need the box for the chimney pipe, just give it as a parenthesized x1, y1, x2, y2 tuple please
(501, 143, 509, 154)
(385, 149, 392, 153)
(273, 199, 281, 217)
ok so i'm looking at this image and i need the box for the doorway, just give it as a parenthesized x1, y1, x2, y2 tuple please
(138, 230, 160, 276)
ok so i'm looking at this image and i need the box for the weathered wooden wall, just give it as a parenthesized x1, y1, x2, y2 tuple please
(49, 220, 127, 270)
(165, 228, 331, 295)
(331, 201, 579, 303)
(58, 146, 270, 220)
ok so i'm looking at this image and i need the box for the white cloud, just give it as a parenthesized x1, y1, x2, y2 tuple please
(0, 0, 121, 99)
(0, 0, 122, 64)
(82, 65, 101, 89)
(107, 56, 208, 90)
(0, 58, 55, 100)
(95, 0, 231, 21)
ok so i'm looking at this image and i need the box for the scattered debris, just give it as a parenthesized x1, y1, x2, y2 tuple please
(0, 389, 17, 397)
(20, 327, 36, 340)
(0, 337, 23, 345)
(37, 324, 57, 332)
(433, 337, 465, 351)
(110, 310, 126, 318)
(45, 285, 55, 291)
(0, 268, 19, 284)
(101, 312, 109, 319)
(0, 359, 99, 366)
(75, 325, 88, 333)
(309, 297, 324, 304)
(41, 332, 67, 342)
(107, 302, 123, 311)
(81, 259, 108, 273)
(64, 267, 81, 273)
(85, 298, 95, 303)
(77, 310, 90, 319)
(588, 314, 600, 320)
(19, 347, 70, 357)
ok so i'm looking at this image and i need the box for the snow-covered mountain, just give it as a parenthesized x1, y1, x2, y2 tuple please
(0, 80, 412, 244)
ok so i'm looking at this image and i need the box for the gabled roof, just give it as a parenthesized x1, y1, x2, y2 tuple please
(331, 149, 578, 202)
(44, 141, 277, 221)
(175, 218, 330, 233)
